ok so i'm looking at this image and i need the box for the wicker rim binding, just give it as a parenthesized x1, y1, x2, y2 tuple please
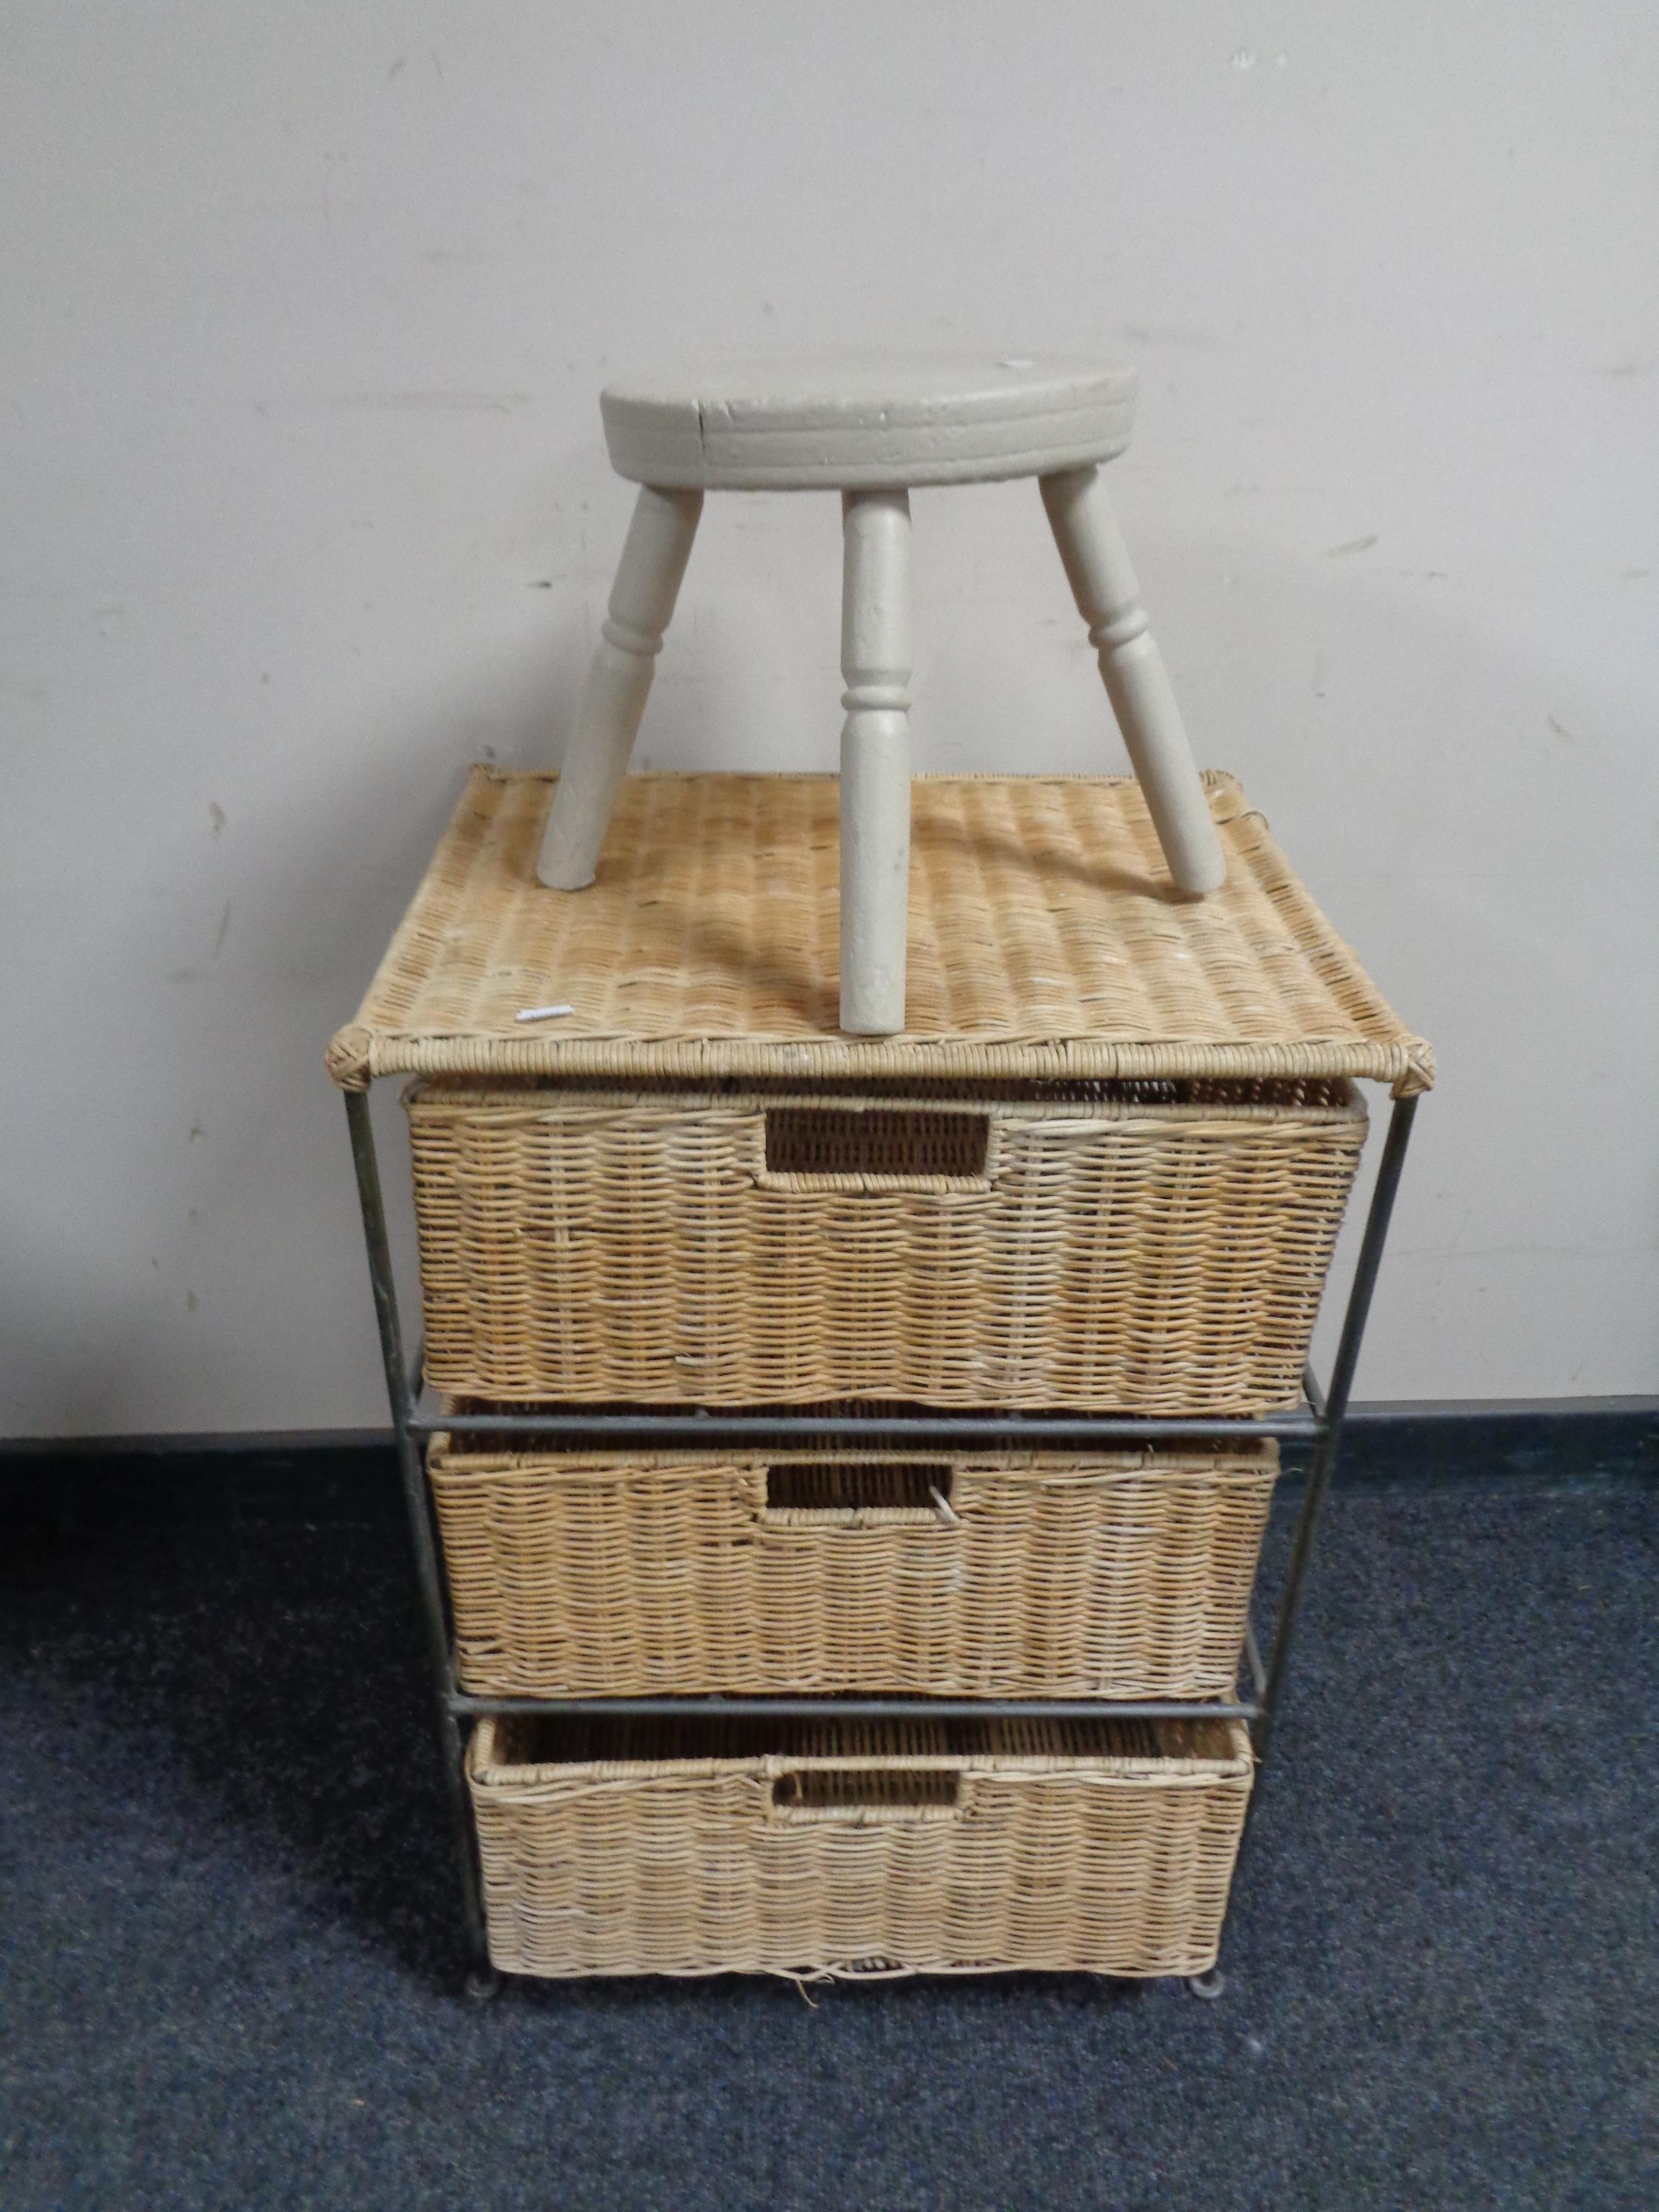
(470, 1712, 1253, 1787)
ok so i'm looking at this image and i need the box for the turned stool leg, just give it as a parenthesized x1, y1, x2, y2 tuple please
(537, 484, 703, 889)
(839, 487, 913, 1035)
(1040, 465, 1225, 894)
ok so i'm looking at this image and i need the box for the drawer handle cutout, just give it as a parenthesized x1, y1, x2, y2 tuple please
(763, 1107, 990, 1180)
(765, 1463, 954, 1519)
(772, 1770, 961, 1815)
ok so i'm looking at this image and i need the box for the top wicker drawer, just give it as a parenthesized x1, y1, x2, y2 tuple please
(408, 1077, 1366, 1412)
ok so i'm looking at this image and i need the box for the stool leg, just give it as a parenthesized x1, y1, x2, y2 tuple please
(1040, 465, 1225, 894)
(537, 484, 703, 889)
(839, 487, 913, 1034)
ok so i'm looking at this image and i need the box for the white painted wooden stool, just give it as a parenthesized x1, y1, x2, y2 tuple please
(538, 353, 1224, 1035)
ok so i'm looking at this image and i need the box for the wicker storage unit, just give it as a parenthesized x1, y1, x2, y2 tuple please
(408, 1077, 1364, 1411)
(330, 766, 1433, 1989)
(430, 1436, 1278, 1698)
(467, 1712, 1253, 1980)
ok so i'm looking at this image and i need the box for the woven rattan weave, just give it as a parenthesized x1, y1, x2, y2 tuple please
(406, 1080, 1365, 1411)
(330, 759, 1433, 1991)
(467, 1711, 1251, 1979)
(327, 769, 1433, 1096)
(429, 1439, 1277, 1698)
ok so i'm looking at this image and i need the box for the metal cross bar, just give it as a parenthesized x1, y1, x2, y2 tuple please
(416, 1405, 1320, 1444)
(449, 1692, 1259, 1722)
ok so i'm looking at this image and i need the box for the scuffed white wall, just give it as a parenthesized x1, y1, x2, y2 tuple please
(2, 2, 1655, 1433)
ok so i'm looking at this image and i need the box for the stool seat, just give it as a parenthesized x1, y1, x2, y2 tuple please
(600, 351, 1138, 490)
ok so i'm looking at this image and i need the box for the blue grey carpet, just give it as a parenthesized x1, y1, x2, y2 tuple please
(1, 1475, 1655, 2210)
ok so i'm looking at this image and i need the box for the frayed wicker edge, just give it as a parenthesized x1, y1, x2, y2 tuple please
(483, 1956, 1230, 1983)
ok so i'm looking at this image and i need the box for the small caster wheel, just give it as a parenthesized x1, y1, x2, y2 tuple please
(1185, 1967, 1226, 2002)
(465, 1966, 503, 2003)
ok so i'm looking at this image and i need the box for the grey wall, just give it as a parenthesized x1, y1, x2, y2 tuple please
(3, 3, 1655, 1434)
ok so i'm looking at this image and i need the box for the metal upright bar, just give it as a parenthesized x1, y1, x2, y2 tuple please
(345, 1088, 498, 1993)
(1301, 1363, 1327, 1424)
(1252, 1093, 1419, 1773)
(1242, 1624, 1267, 1704)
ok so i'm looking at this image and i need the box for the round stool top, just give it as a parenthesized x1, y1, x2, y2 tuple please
(599, 351, 1138, 490)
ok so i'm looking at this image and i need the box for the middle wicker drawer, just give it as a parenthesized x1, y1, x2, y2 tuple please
(429, 1437, 1276, 1700)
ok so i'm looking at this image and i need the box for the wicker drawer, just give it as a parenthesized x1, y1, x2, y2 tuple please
(468, 1712, 1251, 1980)
(430, 1438, 1276, 1700)
(407, 1079, 1366, 1412)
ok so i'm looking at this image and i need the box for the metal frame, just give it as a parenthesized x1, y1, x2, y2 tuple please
(346, 1084, 1418, 1993)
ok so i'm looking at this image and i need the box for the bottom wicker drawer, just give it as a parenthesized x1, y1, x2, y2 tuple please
(431, 1439, 1276, 1699)
(467, 1713, 1253, 1980)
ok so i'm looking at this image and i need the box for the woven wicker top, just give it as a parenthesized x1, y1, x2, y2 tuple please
(328, 770, 1432, 1095)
